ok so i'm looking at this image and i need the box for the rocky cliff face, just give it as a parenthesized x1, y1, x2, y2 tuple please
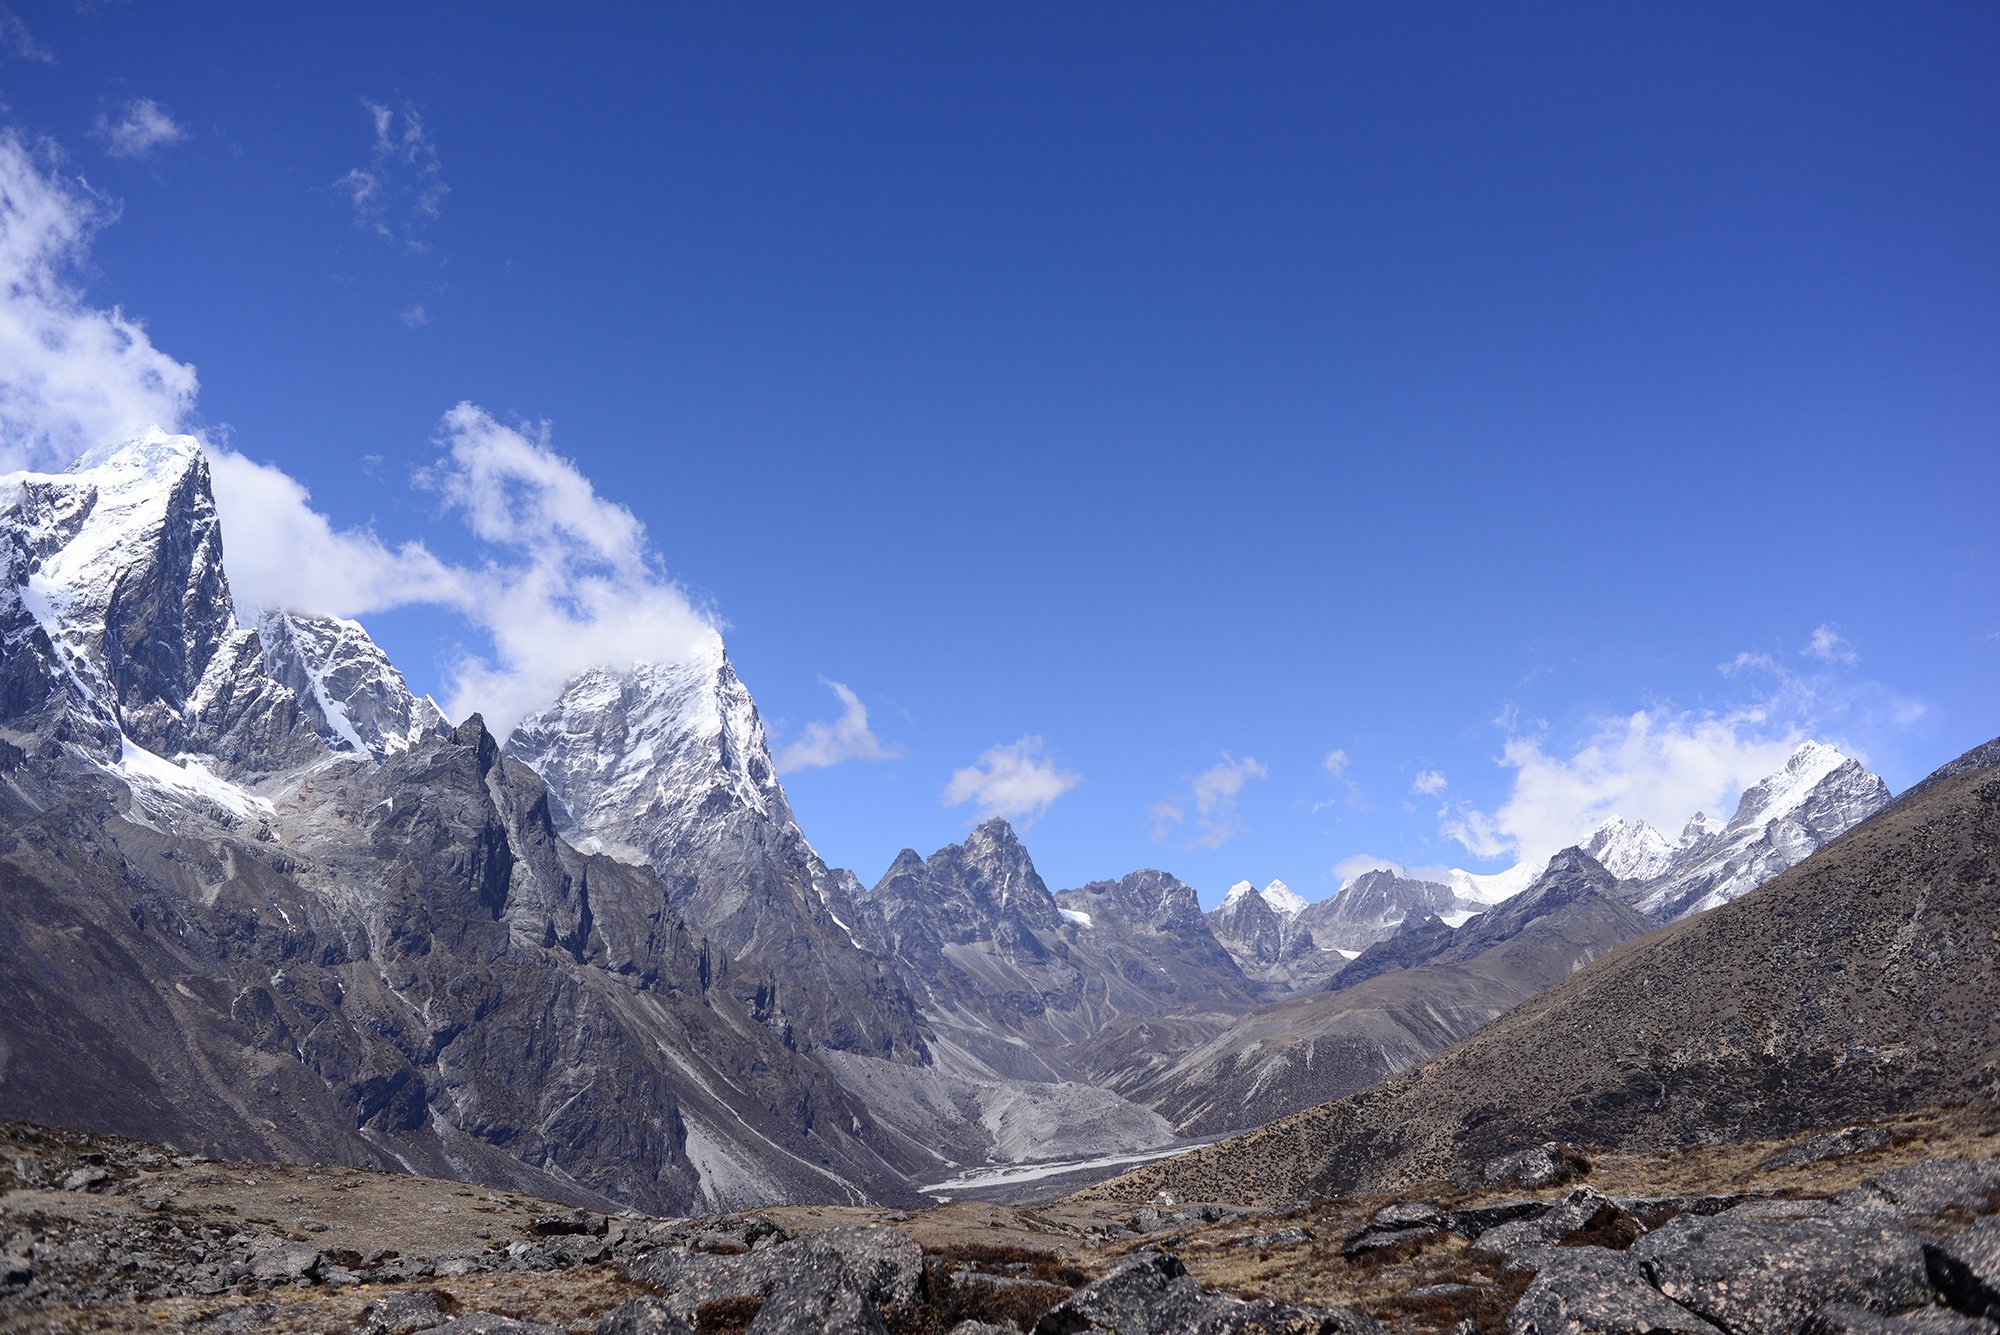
(1, 431, 326, 777)
(504, 645, 927, 1063)
(0, 435, 935, 1213)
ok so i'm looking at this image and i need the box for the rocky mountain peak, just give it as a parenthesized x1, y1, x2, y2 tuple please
(1, 429, 333, 779)
(257, 610, 448, 760)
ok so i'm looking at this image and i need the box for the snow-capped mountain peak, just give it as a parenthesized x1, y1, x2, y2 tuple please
(1220, 878, 1307, 919)
(505, 627, 801, 866)
(1728, 740, 1855, 832)
(1582, 815, 1675, 881)
(1259, 879, 1306, 918)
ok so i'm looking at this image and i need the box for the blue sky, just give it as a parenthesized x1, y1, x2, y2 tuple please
(1, 3, 1995, 903)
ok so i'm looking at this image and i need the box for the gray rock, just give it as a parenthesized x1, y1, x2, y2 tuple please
(1249, 1226, 1314, 1248)
(428, 1317, 566, 1335)
(1031, 1247, 1382, 1333)
(245, 1240, 321, 1284)
(1445, 1198, 1552, 1238)
(588, 1295, 692, 1327)
(59, 1167, 108, 1192)
(1476, 1187, 1639, 1255)
(1800, 1304, 1999, 1334)
(1506, 1245, 1722, 1334)
(1928, 1217, 2000, 1321)
(747, 1264, 886, 1335)
(1341, 1225, 1439, 1258)
(1369, 1201, 1445, 1232)
(1630, 1211, 1935, 1332)
(1839, 1159, 2000, 1221)
(1762, 1126, 1896, 1170)
(628, 1226, 920, 1325)
(1482, 1143, 1592, 1191)
(366, 1288, 452, 1333)
(949, 1324, 1021, 1335)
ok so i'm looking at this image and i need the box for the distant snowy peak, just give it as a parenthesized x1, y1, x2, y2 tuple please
(1220, 878, 1305, 919)
(1444, 860, 1540, 907)
(505, 628, 802, 865)
(1630, 741, 1890, 920)
(1259, 878, 1306, 918)
(257, 610, 448, 760)
(1582, 816, 1675, 881)
(1728, 740, 1867, 833)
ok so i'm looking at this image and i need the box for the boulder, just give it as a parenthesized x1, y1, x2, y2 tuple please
(1838, 1159, 2000, 1221)
(1928, 1217, 2000, 1321)
(592, 1297, 695, 1334)
(1445, 1199, 1552, 1239)
(746, 1264, 886, 1335)
(1761, 1127, 1896, 1171)
(1799, 1304, 1999, 1334)
(1630, 1212, 1936, 1332)
(1505, 1246, 1722, 1334)
(365, 1288, 452, 1334)
(1475, 1188, 1642, 1255)
(1481, 1144, 1592, 1191)
(1031, 1247, 1382, 1333)
(427, 1316, 565, 1335)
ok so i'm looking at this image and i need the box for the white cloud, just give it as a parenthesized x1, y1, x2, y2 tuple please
(0, 133, 199, 471)
(942, 737, 1079, 827)
(94, 100, 188, 159)
(336, 99, 447, 249)
(398, 304, 430, 328)
(1440, 708, 1809, 867)
(774, 679, 899, 773)
(205, 449, 469, 617)
(418, 404, 715, 734)
(1805, 624, 1857, 666)
(1153, 753, 1267, 849)
(1719, 651, 1777, 678)
(1412, 768, 1448, 796)
(1323, 748, 1350, 776)
(218, 405, 721, 737)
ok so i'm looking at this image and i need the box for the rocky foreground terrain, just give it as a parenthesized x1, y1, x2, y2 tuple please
(5, 1107, 2000, 1333)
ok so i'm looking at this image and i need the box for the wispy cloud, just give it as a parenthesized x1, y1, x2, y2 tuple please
(1152, 753, 1267, 849)
(397, 303, 430, 328)
(775, 679, 900, 773)
(943, 737, 1080, 827)
(94, 99, 188, 159)
(334, 99, 447, 250)
(0, 7, 52, 64)
(1311, 746, 1363, 813)
(1805, 624, 1857, 666)
(1412, 768, 1448, 796)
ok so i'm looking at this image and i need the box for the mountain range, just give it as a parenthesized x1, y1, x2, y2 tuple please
(0, 432, 1916, 1215)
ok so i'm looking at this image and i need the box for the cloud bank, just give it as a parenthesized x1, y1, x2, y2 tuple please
(0, 133, 199, 471)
